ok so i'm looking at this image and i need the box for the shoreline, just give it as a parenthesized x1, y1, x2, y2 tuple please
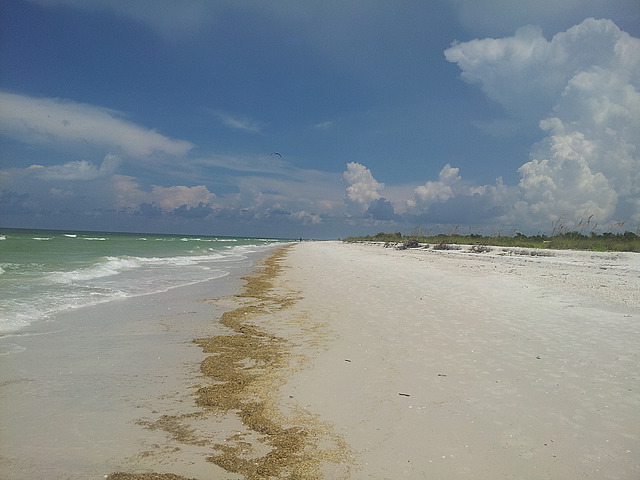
(190, 245, 351, 478)
(0, 247, 282, 480)
(108, 244, 352, 479)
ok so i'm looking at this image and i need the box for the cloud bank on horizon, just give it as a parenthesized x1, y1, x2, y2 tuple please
(1, 2, 639, 238)
(445, 18, 640, 230)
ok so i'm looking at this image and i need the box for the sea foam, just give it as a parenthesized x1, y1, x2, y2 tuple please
(0, 229, 288, 334)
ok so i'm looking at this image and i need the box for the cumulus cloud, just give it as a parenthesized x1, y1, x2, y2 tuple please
(1, 156, 216, 221)
(444, 20, 629, 120)
(516, 121, 619, 224)
(401, 163, 514, 224)
(423, 177, 514, 225)
(341, 163, 401, 222)
(148, 185, 216, 211)
(366, 198, 397, 221)
(113, 177, 216, 214)
(0, 157, 122, 215)
(290, 210, 322, 225)
(23, 155, 121, 181)
(410, 164, 461, 209)
(1, 145, 346, 233)
(343, 162, 384, 214)
(171, 202, 215, 219)
(0, 92, 193, 158)
(446, 18, 640, 229)
(111, 169, 334, 228)
(339, 158, 518, 229)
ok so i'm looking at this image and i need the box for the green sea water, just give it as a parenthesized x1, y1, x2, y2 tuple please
(0, 228, 290, 334)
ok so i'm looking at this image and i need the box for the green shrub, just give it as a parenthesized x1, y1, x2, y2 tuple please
(342, 229, 639, 252)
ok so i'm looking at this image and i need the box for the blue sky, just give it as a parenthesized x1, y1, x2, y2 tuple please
(1, 1, 639, 239)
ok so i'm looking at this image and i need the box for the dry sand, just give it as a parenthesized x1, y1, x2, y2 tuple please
(2, 241, 639, 479)
(271, 241, 640, 479)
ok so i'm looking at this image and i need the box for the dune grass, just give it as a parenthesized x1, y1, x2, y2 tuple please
(342, 230, 640, 253)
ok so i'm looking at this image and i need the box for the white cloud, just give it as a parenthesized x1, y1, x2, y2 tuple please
(401, 163, 514, 225)
(343, 162, 384, 214)
(149, 185, 216, 212)
(0, 92, 193, 158)
(112, 177, 215, 213)
(0, 156, 122, 214)
(517, 124, 619, 223)
(444, 19, 640, 122)
(290, 211, 322, 225)
(0, 144, 345, 223)
(411, 164, 461, 209)
(445, 20, 627, 119)
(213, 111, 263, 133)
(446, 18, 640, 229)
(24, 155, 121, 181)
(341, 161, 513, 225)
(1, 157, 215, 218)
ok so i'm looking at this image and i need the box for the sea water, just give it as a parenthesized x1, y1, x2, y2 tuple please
(0, 228, 290, 334)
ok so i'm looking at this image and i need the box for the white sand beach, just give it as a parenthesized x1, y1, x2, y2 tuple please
(271, 241, 640, 479)
(2, 241, 639, 479)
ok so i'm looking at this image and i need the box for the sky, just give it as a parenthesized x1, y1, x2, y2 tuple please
(1, 0, 639, 239)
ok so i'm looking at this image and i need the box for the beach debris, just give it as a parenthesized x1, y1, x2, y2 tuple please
(345, 359, 352, 362)
(433, 242, 462, 250)
(399, 393, 411, 397)
(396, 239, 420, 250)
(106, 474, 198, 480)
(191, 246, 352, 478)
(470, 244, 492, 253)
(437, 373, 447, 377)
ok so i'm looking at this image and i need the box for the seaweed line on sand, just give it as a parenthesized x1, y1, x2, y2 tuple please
(109, 245, 352, 480)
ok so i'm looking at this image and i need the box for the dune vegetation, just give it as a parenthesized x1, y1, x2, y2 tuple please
(343, 228, 640, 253)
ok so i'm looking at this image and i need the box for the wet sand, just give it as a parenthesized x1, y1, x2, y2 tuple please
(0, 249, 273, 480)
(2, 241, 639, 479)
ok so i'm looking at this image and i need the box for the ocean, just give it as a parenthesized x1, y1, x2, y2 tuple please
(0, 228, 290, 334)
